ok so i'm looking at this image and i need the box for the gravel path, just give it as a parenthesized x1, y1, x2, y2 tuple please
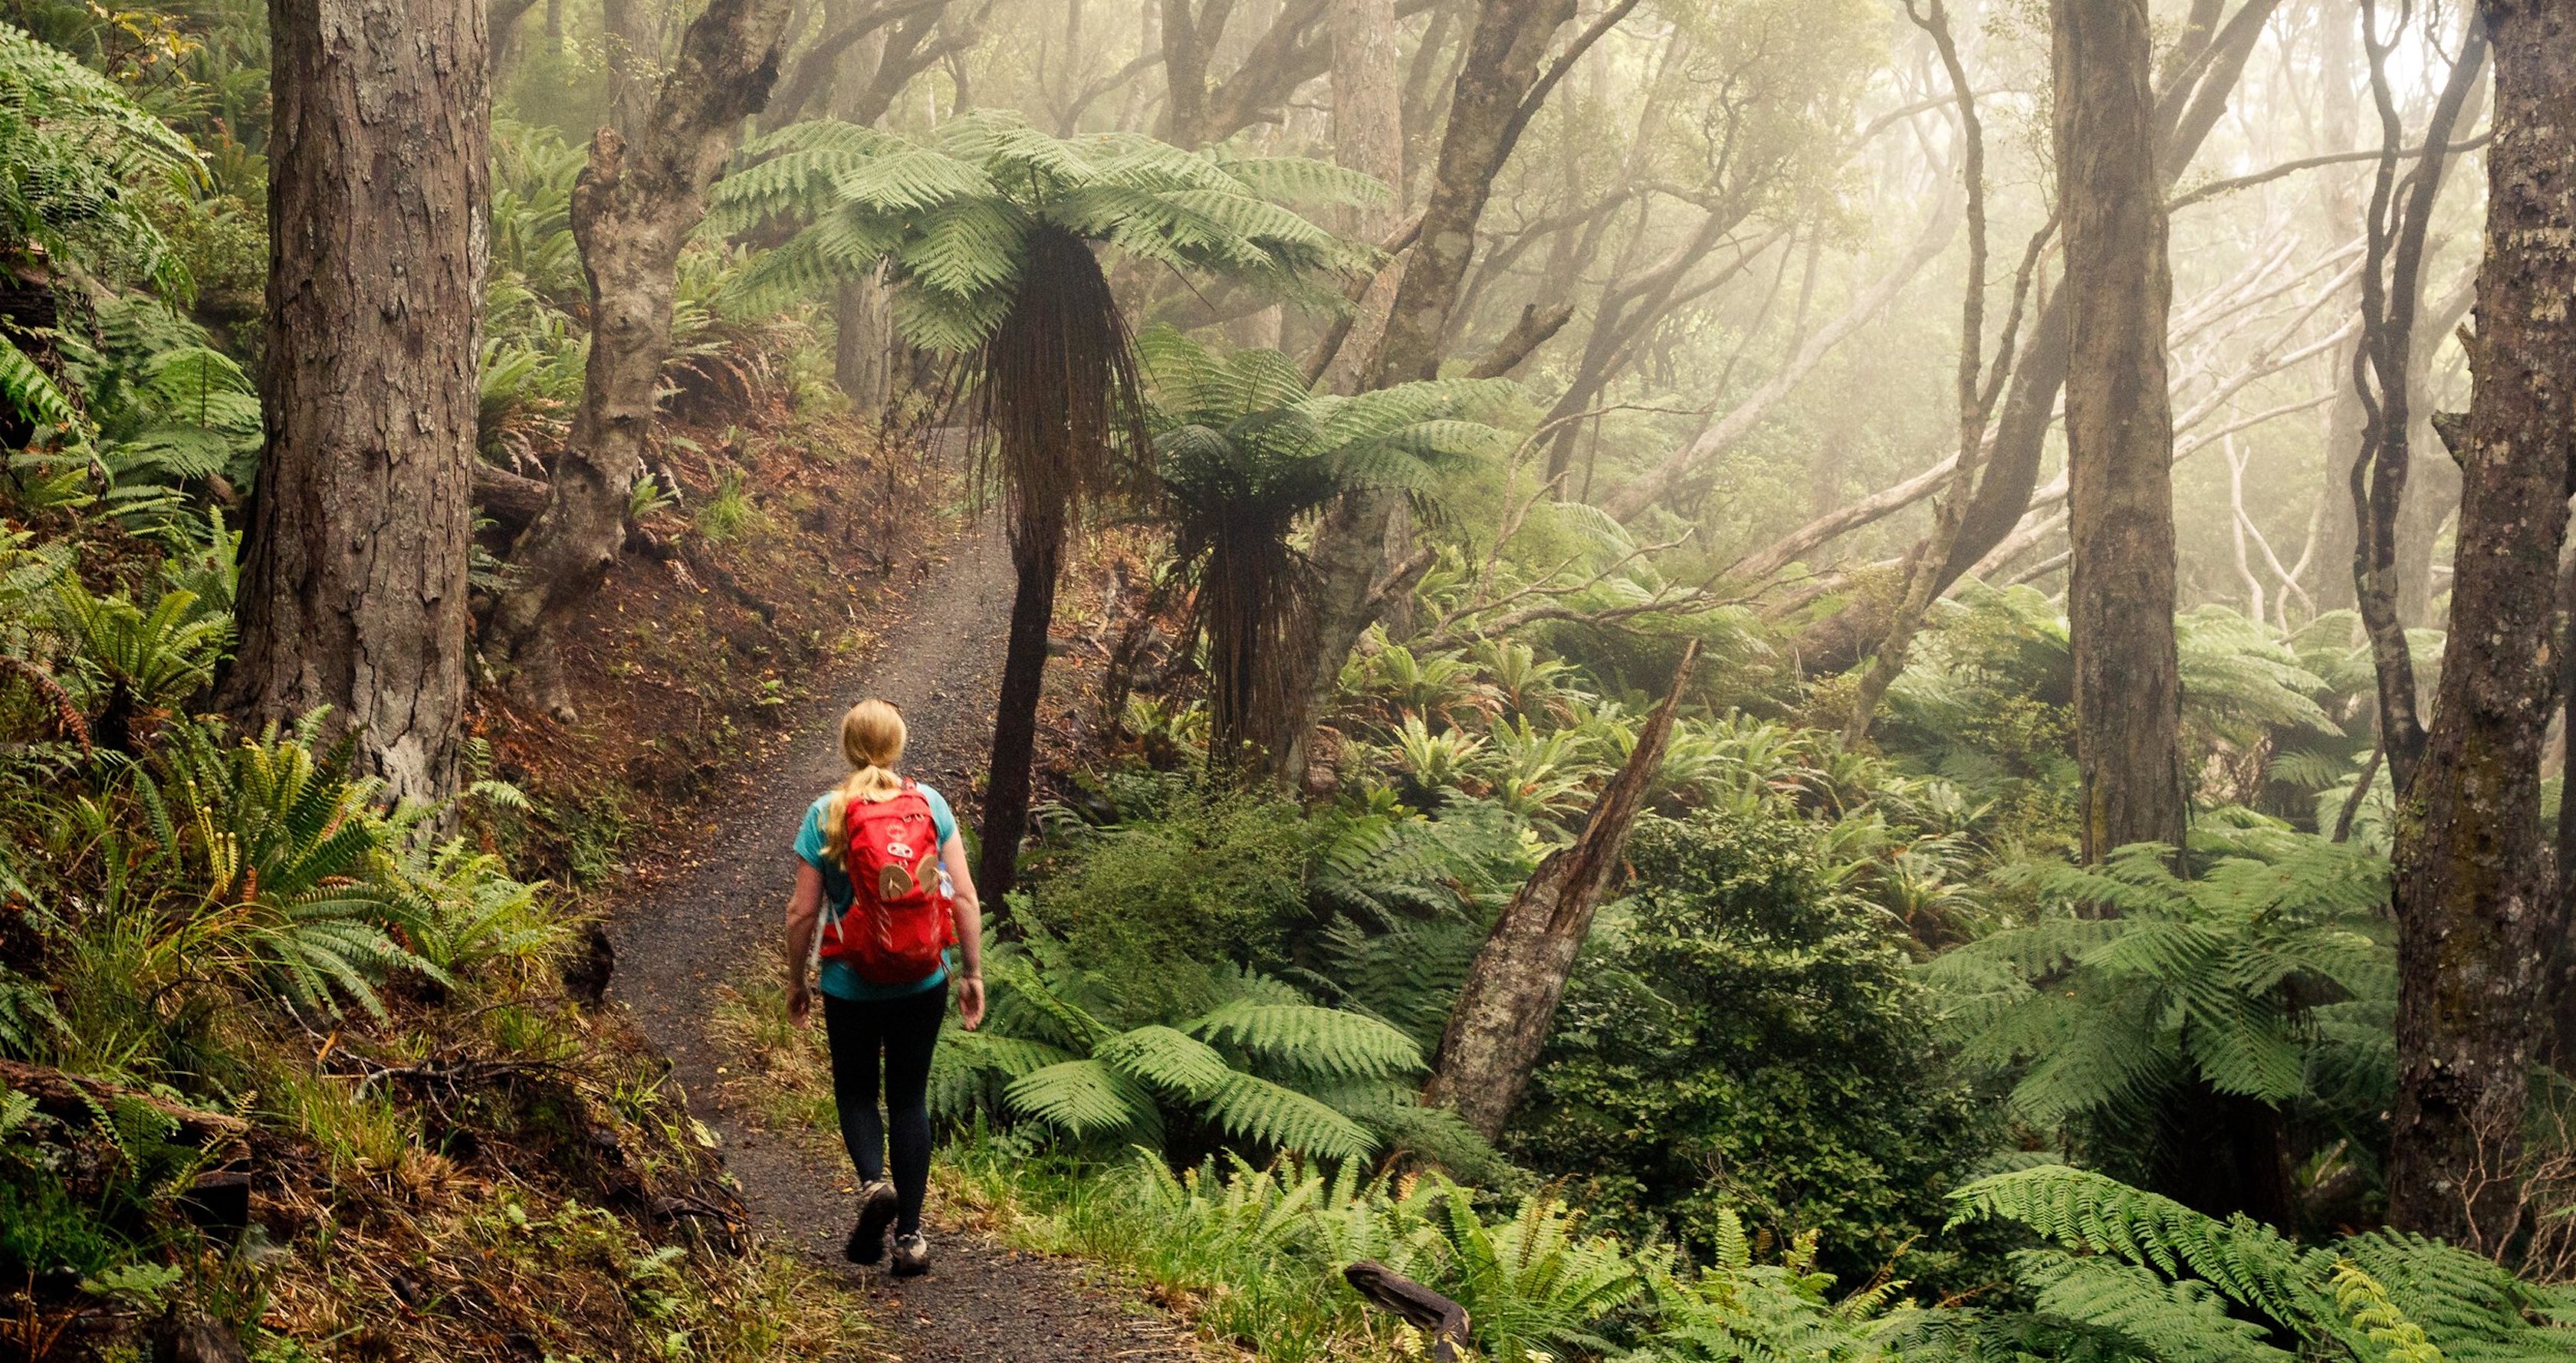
(606, 526, 1201, 1362)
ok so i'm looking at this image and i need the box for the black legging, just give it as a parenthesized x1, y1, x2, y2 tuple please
(822, 981, 947, 1234)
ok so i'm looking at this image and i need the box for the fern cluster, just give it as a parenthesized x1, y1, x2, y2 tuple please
(932, 935, 1491, 1168)
(1947, 1165, 2574, 1362)
(1925, 819, 2394, 1195)
(0, 20, 202, 294)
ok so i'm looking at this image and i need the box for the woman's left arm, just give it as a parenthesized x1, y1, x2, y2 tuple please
(784, 861, 824, 1026)
(939, 834, 984, 1030)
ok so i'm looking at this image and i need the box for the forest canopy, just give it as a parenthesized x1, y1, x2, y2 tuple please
(2, 0, 2575, 1360)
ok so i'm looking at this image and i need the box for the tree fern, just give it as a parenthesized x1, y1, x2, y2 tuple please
(709, 109, 1359, 344)
(1925, 825, 2391, 1147)
(1136, 327, 1509, 766)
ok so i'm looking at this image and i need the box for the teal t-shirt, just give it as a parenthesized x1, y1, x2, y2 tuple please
(794, 783, 958, 1000)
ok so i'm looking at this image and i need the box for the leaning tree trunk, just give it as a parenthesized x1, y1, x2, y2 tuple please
(1426, 641, 1697, 1140)
(2386, 0, 2576, 1254)
(222, 0, 489, 804)
(2053, 0, 2189, 862)
(483, 0, 794, 718)
(1290, 0, 1579, 787)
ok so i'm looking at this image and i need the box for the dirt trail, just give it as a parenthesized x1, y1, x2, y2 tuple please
(608, 527, 1198, 1362)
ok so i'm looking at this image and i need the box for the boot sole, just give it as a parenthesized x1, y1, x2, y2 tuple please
(846, 1185, 899, 1265)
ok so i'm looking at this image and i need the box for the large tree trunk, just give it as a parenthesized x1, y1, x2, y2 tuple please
(222, 0, 489, 804)
(1785, 2, 2282, 673)
(2386, 0, 2576, 1254)
(483, 0, 794, 718)
(1368, 0, 1572, 389)
(2054, 0, 2187, 861)
(1425, 640, 1697, 1140)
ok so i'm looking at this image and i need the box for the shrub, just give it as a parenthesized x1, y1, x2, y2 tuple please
(1509, 808, 1995, 1286)
(1024, 779, 1309, 990)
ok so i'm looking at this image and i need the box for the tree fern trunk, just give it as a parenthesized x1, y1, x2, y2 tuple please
(977, 520, 1063, 903)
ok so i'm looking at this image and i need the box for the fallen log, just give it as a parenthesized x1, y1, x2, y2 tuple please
(1343, 1261, 1471, 1361)
(0, 1059, 251, 1149)
(472, 460, 554, 533)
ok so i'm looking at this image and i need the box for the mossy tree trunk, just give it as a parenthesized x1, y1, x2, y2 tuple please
(222, 0, 488, 804)
(2386, 0, 2576, 1254)
(1292, 0, 1579, 786)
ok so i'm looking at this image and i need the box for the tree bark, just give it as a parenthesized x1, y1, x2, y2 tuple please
(1368, 0, 1574, 389)
(1425, 640, 1697, 1140)
(1465, 299, 1572, 379)
(484, 0, 794, 718)
(2553, 535, 2576, 1074)
(1317, 0, 1405, 392)
(2351, 11, 2486, 796)
(2386, 0, 2576, 1254)
(222, 0, 488, 804)
(2054, 0, 2188, 861)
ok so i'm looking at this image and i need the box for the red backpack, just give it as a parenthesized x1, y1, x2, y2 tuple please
(819, 783, 955, 985)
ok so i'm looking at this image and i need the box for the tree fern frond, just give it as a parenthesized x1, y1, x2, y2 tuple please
(1096, 1023, 1233, 1101)
(1210, 155, 1392, 209)
(1188, 997, 1424, 1079)
(1005, 1057, 1157, 1138)
(1202, 1069, 1376, 1160)
(2014, 1250, 2297, 1363)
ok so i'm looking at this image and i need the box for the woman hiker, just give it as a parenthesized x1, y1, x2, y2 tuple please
(784, 698, 986, 1275)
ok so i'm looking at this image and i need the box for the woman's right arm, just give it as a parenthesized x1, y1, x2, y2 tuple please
(784, 860, 824, 1026)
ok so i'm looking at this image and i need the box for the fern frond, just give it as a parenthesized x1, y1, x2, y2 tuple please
(1188, 998, 1424, 1079)
(1201, 1070, 1377, 1160)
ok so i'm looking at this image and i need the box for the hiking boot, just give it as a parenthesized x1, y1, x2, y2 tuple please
(889, 1230, 931, 1277)
(844, 1181, 898, 1265)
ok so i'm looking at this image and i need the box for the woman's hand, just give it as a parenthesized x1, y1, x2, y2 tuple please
(957, 975, 986, 1031)
(786, 980, 814, 1028)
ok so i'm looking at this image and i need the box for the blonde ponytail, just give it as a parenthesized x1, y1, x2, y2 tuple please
(820, 699, 909, 866)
